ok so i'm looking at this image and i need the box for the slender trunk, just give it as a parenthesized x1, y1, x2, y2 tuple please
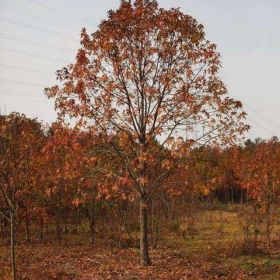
(152, 206, 160, 249)
(89, 198, 96, 245)
(0, 219, 3, 240)
(266, 199, 271, 248)
(63, 209, 69, 234)
(124, 221, 133, 243)
(140, 197, 150, 266)
(1, 217, 7, 240)
(150, 199, 154, 244)
(123, 202, 133, 243)
(25, 215, 30, 243)
(64, 219, 68, 234)
(39, 217, 44, 242)
(10, 209, 16, 280)
(56, 209, 61, 246)
(253, 204, 258, 245)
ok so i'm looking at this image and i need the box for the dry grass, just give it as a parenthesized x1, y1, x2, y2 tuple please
(1, 205, 280, 279)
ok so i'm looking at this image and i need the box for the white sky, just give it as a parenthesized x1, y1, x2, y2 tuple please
(0, 0, 279, 140)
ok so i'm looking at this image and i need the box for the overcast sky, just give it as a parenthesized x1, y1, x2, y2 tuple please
(0, 0, 279, 140)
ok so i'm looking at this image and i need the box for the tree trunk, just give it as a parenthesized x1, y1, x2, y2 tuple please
(1, 216, 8, 240)
(39, 217, 44, 242)
(140, 197, 151, 266)
(89, 198, 96, 245)
(150, 199, 154, 244)
(253, 204, 258, 245)
(0, 218, 3, 240)
(10, 209, 16, 280)
(266, 199, 271, 248)
(56, 209, 61, 246)
(63, 209, 69, 234)
(25, 215, 30, 243)
(152, 205, 160, 249)
(64, 219, 69, 234)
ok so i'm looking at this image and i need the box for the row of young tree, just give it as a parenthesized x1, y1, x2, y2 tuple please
(1, 112, 279, 278)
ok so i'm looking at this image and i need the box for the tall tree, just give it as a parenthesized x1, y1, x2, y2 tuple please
(46, 0, 248, 265)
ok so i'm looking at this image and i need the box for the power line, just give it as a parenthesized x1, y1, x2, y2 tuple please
(21, 0, 97, 26)
(0, 63, 52, 75)
(0, 33, 76, 53)
(243, 101, 280, 131)
(0, 87, 46, 97)
(230, 92, 280, 132)
(246, 116, 277, 136)
(2, 6, 82, 30)
(0, 91, 45, 98)
(0, 46, 69, 64)
(0, 78, 47, 88)
(0, 16, 78, 42)
(0, 86, 45, 95)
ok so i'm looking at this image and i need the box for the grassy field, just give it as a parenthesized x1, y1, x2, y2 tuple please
(1, 204, 280, 279)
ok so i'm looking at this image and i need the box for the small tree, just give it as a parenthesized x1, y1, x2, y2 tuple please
(240, 139, 280, 248)
(40, 123, 97, 245)
(46, 0, 248, 265)
(0, 113, 44, 280)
